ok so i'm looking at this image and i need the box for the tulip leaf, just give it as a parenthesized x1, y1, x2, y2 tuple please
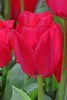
(0, 15, 4, 21)
(2, 64, 26, 100)
(2, 64, 38, 100)
(30, 90, 38, 100)
(53, 15, 64, 33)
(23, 83, 38, 95)
(35, 1, 49, 13)
(43, 94, 54, 100)
(11, 86, 31, 100)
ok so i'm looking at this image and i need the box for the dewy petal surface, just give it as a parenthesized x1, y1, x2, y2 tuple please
(35, 25, 63, 76)
(9, 30, 35, 76)
(45, 0, 67, 18)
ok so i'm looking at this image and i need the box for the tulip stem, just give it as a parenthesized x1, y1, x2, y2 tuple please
(37, 75, 43, 100)
(4, 0, 10, 19)
(21, 0, 24, 12)
(55, 19, 67, 100)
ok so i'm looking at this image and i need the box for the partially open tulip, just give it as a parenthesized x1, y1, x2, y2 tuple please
(0, 20, 14, 67)
(10, 0, 38, 20)
(9, 11, 63, 83)
(45, 0, 67, 18)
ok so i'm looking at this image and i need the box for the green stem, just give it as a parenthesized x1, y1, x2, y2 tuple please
(4, 0, 10, 19)
(37, 75, 43, 100)
(21, 0, 24, 12)
(55, 19, 67, 100)
(25, 74, 29, 84)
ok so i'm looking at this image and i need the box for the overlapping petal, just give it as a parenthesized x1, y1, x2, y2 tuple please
(45, 0, 67, 18)
(8, 30, 35, 76)
(0, 20, 14, 67)
(18, 11, 40, 28)
(0, 41, 11, 68)
(35, 25, 63, 78)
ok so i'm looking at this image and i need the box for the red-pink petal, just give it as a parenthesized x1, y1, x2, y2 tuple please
(0, 20, 15, 29)
(0, 41, 11, 67)
(4, 20, 15, 29)
(36, 15, 53, 40)
(37, 12, 52, 19)
(54, 52, 63, 83)
(35, 25, 63, 77)
(10, 0, 21, 20)
(22, 27, 37, 48)
(9, 30, 35, 76)
(45, 0, 67, 18)
(18, 11, 40, 28)
(24, 0, 38, 12)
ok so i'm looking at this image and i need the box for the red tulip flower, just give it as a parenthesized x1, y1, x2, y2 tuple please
(10, 0, 21, 21)
(9, 11, 63, 83)
(0, 20, 14, 67)
(10, 0, 38, 20)
(24, 0, 38, 12)
(45, 0, 67, 18)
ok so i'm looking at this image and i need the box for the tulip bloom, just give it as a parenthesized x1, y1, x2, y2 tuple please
(10, 0, 21, 21)
(0, 20, 14, 67)
(10, 0, 38, 20)
(45, 0, 67, 18)
(9, 11, 63, 83)
(24, 0, 38, 12)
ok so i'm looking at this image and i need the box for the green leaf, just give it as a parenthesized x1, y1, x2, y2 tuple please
(23, 83, 38, 95)
(30, 90, 37, 100)
(11, 86, 31, 100)
(43, 94, 54, 100)
(53, 15, 64, 33)
(0, 15, 4, 21)
(53, 75, 59, 91)
(2, 64, 26, 100)
(35, 1, 50, 13)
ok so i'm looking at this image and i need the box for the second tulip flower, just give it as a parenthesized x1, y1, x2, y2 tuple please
(9, 11, 63, 83)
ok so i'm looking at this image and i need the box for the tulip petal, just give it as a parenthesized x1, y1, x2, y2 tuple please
(24, 0, 38, 12)
(22, 27, 37, 48)
(36, 15, 53, 40)
(54, 52, 63, 83)
(45, 0, 67, 18)
(0, 20, 15, 29)
(9, 30, 35, 76)
(0, 41, 11, 67)
(11, 0, 21, 20)
(18, 11, 40, 27)
(4, 20, 15, 29)
(35, 24, 63, 77)
(37, 12, 52, 19)
(0, 29, 10, 45)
